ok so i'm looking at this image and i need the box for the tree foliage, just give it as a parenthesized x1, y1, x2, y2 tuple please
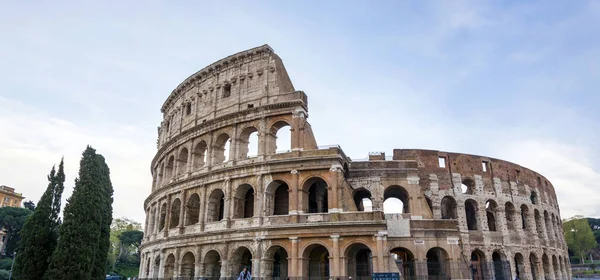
(564, 215, 598, 264)
(0, 207, 32, 256)
(108, 218, 143, 277)
(44, 146, 114, 280)
(13, 159, 65, 280)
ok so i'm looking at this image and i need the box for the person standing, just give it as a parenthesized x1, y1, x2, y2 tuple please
(237, 266, 252, 280)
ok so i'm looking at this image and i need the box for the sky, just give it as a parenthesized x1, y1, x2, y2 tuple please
(1, 0, 599, 225)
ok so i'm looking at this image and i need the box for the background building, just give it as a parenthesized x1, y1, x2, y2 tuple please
(0, 185, 24, 208)
(139, 45, 570, 280)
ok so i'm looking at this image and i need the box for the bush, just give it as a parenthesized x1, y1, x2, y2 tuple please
(0, 259, 12, 271)
(0, 269, 9, 280)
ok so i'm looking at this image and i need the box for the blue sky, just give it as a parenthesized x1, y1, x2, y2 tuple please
(1, 1, 599, 224)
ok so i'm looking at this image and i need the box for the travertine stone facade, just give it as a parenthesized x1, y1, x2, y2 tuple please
(139, 45, 570, 280)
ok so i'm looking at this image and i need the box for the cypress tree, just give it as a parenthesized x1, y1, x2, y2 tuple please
(13, 159, 65, 280)
(44, 146, 114, 280)
(91, 153, 114, 280)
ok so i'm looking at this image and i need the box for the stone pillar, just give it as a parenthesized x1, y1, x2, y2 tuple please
(257, 117, 267, 157)
(195, 246, 203, 278)
(158, 251, 165, 277)
(331, 235, 340, 277)
(290, 170, 300, 214)
(198, 186, 206, 231)
(164, 197, 172, 238)
(224, 179, 232, 225)
(255, 174, 264, 224)
(178, 192, 186, 234)
(376, 233, 385, 272)
(329, 165, 342, 212)
(478, 200, 489, 231)
(220, 260, 229, 278)
(291, 108, 307, 151)
(230, 124, 239, 163)
(290, 237, 299, 278)
(496, 205, 508, 234)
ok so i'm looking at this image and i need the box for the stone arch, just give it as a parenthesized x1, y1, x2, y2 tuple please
(203, 250, 222, 279)
(529, 252, 539, 280)
(530, 190, 538, 204)
(353, 188, 372, 212)
(180, 251, 195, 279)
(169, 198, 181, 229)
(153, 255, 160, 278)
(471, 249, 487, 280)
(384, 185, 409, 214)
(390, 247, 416, 278)
(302, 243, 331, 278)
(542, 253, 551, 279)
(166, 155, 175, 179)
(534, 209, 544, 237)
(193, 140, 208, 169)
(233, 184, 255, 218)
(164, 253, 175, 280)
(157, 161, 165, 187)
(485, 199, 498, 231)
(465, 199, 479, 230)
(552, 255, 560, 279)
(441, 196, 458, 219)
(268, 120, 291, 154)
(159, 202, 167, 231)
(238, 126, 259, 159)
(344, 242, 373, 279)
(303, 177, 328, 214)
(207, 188, 225, 222)
(265, 180, 289, 216)
(230, 246, 253, 275)
(213, 133, 231, 164)
(514, 252, 525, 279)
(521, 204, 531, 230)
(185, 193, 200, 225)
(544, 210, 553, 240)
(505, 202, 516, 230)
(177, 147, 189, 176)
(492, 250, 510, 280)
(461, 178, 476, 194)
(263, 245, 289, 279)
(426, 247, 450, 278)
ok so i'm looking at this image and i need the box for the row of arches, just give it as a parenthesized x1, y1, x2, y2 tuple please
(154, 121, 292, 189)
(146, 178, 330, 234)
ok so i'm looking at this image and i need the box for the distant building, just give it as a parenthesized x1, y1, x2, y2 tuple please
(0, 185, 24, 208)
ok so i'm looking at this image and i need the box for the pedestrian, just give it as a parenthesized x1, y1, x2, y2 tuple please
(237, 266, 252, 280)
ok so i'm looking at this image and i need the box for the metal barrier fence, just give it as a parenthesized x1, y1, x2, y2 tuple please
(137, 260, 513, 280)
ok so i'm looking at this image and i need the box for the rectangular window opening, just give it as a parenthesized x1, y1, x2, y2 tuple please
(247, 104, 254, 109)
(482, 161, 487, 172)
(186, 103, 192, 115)
(223, 84, 231, 98)
(438, 157, 446, 168)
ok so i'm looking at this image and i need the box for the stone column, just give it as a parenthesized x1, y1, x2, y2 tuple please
(224, 179, 232, 226)
(195, 246, 203, 278)
(290, 237, 299, 277)
(257, 117, 267, 157)
(290, 170, 300, 214)
(331, 235, 340, 277)
(178, 192, 186, 234)
(496, 205, 508, 234)
(376, 233, 385, 272)
(255, 174, 264, 224)
(230, 125, 239, 163)
(158, 251, 165, 277)
(220, 260, 229, 278)
(329, 165, 343, 212)
(164, 197, 171, 238)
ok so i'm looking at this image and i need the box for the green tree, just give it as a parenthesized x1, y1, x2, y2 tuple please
(13, 159, 65, 280)
(0, 207, 33, 256)
(564, 216, 598, 264)
(44, 146, 114, 280)
(108, 218, 142, 268)
(118, 230, 143, 261)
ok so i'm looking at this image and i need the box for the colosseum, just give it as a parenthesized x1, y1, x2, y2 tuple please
(139, 45, 571, 280)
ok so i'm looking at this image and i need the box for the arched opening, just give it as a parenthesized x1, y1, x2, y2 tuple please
(521, 205, 530, 230)
(534, 209, 543, 236)
(505, 202, 516, 230)
(390, 247, 415, 279)
(492, 251, 510, 280)
(544, 210, 553, 239)
(148, 207, 156, 234)
(169, 198, 181, 229)
(265, 246, 289, 280)
(465, 199, 478, 230)
(185, 193, 200, 225)
(265, 180, 289, 216)
(203, 250, 221, 279)
(461, 178, 475, 194)
(542, 254, 550, 279)
(164, 254, 175, 280)
(384, 186, 409, 214)
(270, 121, 291, 154)
(180, 252, 195, 279)
(425, 196, 433, 216)
(304, 244, 330, 279)
(238, 127, 259, 159)
(207, 189, 225, 222)
(166, 156, 175, 179)
(213, 133, 231, 164)
(159, 203, 167, 231)
(353, 189, 372, 212)
(193, 140, 208, 169)
(234, 184, 255, 219)
(153, 256, 160, 278)
(157, 162, 164, 187)
(552, 255, 560, 279)
(345, 243, 373, 279)
(305, 178, 328, 214)
(177, 148, 188, 176)
(485, 200, 497, 231)
(441, 196, 458, 219)
(529, 253, 539, 280)
(426, 247, 450, 278)
(552, 214, 559, 239)
(514, 253, 524, 279)
(470, 250, 487, 280)
(530, 191, 538, 204)
(230, 247, 253, 276)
